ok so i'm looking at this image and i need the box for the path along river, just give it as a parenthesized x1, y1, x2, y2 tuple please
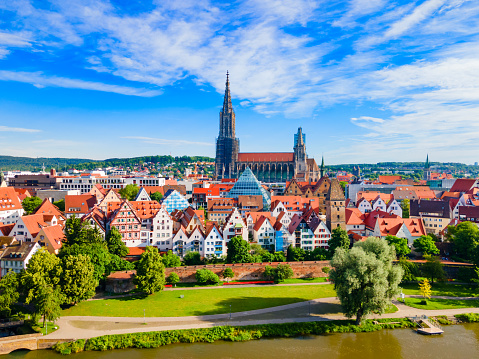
(5, 323, 479, 359)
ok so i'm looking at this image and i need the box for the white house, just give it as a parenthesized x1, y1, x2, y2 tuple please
(222, 208, 248, 242)
(0, 242, 40, 277)
(203, 224, 224, 258)
(387, 199, 403, 217)
(253, 216, 275, 249)
(0, 187, 24, 225)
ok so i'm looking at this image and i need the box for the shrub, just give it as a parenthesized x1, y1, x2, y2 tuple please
(195, 269, 220, 285)
(264, 264, 294, 283)
(455, 313, 479, 322)
(322, 267, 330, 274)
(222, 268, 234, 281)
(166, 272, 180, 285)
(53, 319, 416, 354)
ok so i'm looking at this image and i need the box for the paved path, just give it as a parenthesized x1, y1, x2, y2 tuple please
(45, 296, 479, 340)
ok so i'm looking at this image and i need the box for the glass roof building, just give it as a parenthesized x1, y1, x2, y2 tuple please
(227, 167, 271, 210)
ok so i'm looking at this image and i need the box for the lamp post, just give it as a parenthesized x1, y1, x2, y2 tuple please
(229, 304, 232, 320)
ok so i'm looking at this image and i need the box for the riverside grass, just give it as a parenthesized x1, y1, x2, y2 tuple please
(53, 318, 415, 355)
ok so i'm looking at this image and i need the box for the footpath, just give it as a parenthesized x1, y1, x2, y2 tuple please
(45, 296, 479, 340)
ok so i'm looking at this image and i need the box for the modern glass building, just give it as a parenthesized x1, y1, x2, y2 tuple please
(162, 189, 190, 213)
(227, 167, 271, 210)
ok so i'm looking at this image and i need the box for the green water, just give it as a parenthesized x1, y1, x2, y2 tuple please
(6, 324, 479, 359)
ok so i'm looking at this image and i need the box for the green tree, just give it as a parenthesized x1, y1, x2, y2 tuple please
(22, 196, 43, 214)
(413, 235, 439, 256)
(264, 263, 294, 283)
(21, 248, 62, 305)
(329, 237, 403, 325)
(183, 251, 203, 266)
(0, 272, 19, 318)
(421, 255, 445, 284)
(105, 254, 135, 275)
(53, 199, 65, 212)
(36, 282, 62, 328)
(59, 243, 111, 282)
(273, 251, 286, 262)
(195, 269, 220, 285)
(305, 247, 328, 261)
(162, 250, 181, 268)
(166, 272, 180, 286)
(61, 254, 96, 305)
(134, 246, 165, 294)
(64, 216, 104, 246)
(397, 256, 419, 282)
(105, 227, 128, 257)
(328, 227, 350, 258)
(222, 268, 234, 282)
(385, 235, 411, 257)
(226, 236, 250, 264)
(401, 199, 410, 218)
(150, 192, 163, 203)
(447, 221, 479, 260)
(287, 245, 305, 261)
(119, 184, 139, 201)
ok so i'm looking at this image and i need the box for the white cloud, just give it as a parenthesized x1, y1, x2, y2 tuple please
(0, 70, 162, 97)
(0, 125, 41, 133)
(351, 116, 385, 123)
(123, 136, 214, 146)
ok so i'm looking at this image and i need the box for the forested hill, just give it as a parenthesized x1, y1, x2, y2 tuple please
(0, 156, 93, 171)
(0, 155, 215, 171)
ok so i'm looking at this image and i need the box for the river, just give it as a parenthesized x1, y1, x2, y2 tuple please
(7, 323, 479, 359)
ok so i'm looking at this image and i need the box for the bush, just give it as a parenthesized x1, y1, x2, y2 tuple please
(195, 269, 220, 285)
(222, 268, 234, 281)
(53, 319, 416, 354)
(166, 272, 180, 285)
(264, 264, 294, 283)
(183, 252, 203, 266)
(322, 267, 330, 274)
(455, 313, 479, 323)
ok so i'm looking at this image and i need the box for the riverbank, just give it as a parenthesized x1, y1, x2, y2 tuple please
(53, 318, 416, 354)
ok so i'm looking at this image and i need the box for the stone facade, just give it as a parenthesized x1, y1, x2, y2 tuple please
(215, 74, 319, 182)
(165, 261, 331, 282)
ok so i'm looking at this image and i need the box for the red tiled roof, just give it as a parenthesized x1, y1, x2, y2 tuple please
(450, 179, 477, 193)
(0, 223, 15, 236)
(0, 187, 23, 211)
(378, 175, 402, 184)
(39, 225, 64, 250)
(127, 247, 145, 256)
(237, 152, 294, 162)
(65, 194, 97, 214)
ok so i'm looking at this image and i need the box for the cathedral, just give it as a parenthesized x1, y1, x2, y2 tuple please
(215, 73, 320, 182)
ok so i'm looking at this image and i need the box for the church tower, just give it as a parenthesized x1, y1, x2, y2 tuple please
(326, 178, 346, 231)
(293, 127, 307, 177)
(423, 154, 431, 181)
(320, 155, 325, 178)
(215, 72, 239, 179)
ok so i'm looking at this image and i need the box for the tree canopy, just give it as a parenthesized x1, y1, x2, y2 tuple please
(328, 227, 350, 257)
(413, 235, 439, 256)
(134, 246, 165, 294)
(226, 236, 250, 264)
(64, 216, 104, 246)
(105, 227, 128, 257)
(183, 251, 203, 266)
(385, 235, 411, 257)
(162, 250, 181, 268)
(61, 254, 96, 305)
(22, 196, 43, 215)
(329, 237, 403, 325)
(119, 184, 139, 201)
(0, 272, 19, 318)
(401, 199, 410, 218)
(447, 221, 479, 260)
(150, 192, 163, 203)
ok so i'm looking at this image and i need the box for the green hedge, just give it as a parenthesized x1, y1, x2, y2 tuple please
(52, 319, 415, 354)
(455, 313, 479, 323)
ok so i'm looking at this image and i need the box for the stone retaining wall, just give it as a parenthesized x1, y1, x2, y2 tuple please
(165, 261, 331, 282)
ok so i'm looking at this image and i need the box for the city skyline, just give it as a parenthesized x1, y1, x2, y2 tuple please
(1, 1, 479, 164)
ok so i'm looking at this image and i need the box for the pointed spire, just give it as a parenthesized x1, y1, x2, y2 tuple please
(425, 154, 430, 169)
(222, 71, 232, 114)
(297, 127, 304, 146)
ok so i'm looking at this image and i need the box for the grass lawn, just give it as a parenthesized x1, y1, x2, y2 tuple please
(32, 321, 59, 335)
(404, 297, 479, 310)
(400, 282, 479, 298)
(62, 283, 336, 318)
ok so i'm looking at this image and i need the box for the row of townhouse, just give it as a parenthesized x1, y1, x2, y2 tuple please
(355, 195, 402, 217)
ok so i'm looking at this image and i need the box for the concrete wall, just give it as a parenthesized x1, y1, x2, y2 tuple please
(165, 261, 331, 282)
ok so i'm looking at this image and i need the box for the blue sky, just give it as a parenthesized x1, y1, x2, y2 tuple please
(1, 0, 479, 165)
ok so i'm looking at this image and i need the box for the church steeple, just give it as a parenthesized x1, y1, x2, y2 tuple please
(219, 71, 235, 138)
(423, 154, 431, 181)
(320, 155, 325, 178)
(425, 154, 430, 169)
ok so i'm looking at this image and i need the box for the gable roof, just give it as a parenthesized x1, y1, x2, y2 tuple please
(253, 215, 273, 231)
(65, 194, 97, 214)
(0, 187, 23, 211)
(33, 198, 65, 221)
(345, 208, 365, 225)
(38, 225, 64, 251)
(450, 179, 477, 193)
(21, 214, 47, 237)
(327, 178, 345, 201)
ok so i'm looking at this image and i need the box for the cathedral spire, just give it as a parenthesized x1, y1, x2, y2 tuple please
(425, 154, 430, 169)
(222, 71, 233, 114)
(320, 155, 325, 178)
